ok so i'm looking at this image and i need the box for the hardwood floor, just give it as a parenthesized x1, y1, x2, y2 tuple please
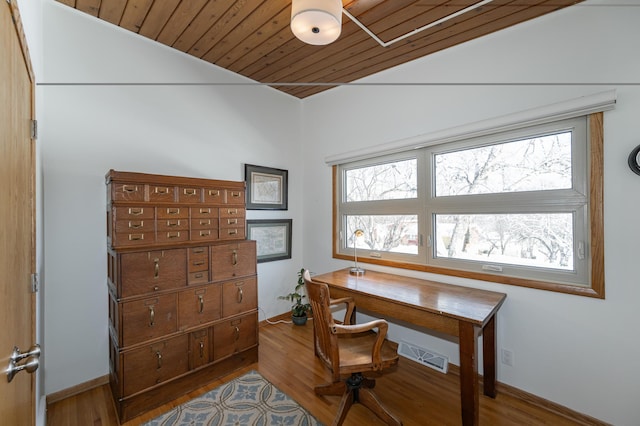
(47, 321, 606, 426)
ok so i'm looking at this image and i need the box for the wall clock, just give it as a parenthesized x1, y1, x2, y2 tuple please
(629, 145, 640, 176)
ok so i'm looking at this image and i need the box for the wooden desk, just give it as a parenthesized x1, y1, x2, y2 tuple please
(312, 268, 507, 426)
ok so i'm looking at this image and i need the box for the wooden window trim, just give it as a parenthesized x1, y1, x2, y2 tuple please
(332, 112, 605, 298)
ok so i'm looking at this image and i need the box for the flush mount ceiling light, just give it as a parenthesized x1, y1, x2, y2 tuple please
(290, 0, 343, 46)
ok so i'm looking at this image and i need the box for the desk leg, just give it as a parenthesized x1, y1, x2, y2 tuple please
(482, 314, 497, 398)
(459, 322, 480, 426)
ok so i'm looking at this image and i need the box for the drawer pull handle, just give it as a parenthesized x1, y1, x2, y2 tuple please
(200, 220, 210, 226)
(198, 295, 204, 313)
(122, 185, 137, 193)
(167, 220, 180, 227)
(232, 250, 238, 266)
(149, 306, 155, 327)
(184, 188, 197, 196)
(195, 273, 203, 279)
(228, 229, 238, 235)
(209, 190, 220, 196)
(199, 341, 205, 358)
(154, 258, 159, 279)
(154, 187, 169, 194)
(166, 208, 180, 215)
(234, 326, 240, 341)
(193, 248, 205, 254)
(167, 232, 181, 239)
(231, 191, 241, 198)
(129, 234, 144, 241)
(193, 261, 205, 266)
(153, 286, 159, 291)
(128, 221, 143, 229)
(199, 208, 210, 214)
(227, 219, 237, 225)
(128, 208, 144, 216)
(227, 209, 238, 215)
(200, 230, 210, 237)
(155, 351, 162, 369)
(237, 288, 243, 304)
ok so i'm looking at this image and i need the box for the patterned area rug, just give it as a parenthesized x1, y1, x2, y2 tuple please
(143, 370, 323, 426)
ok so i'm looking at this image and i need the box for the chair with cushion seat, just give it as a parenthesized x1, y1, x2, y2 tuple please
(303, 270, 402, 426)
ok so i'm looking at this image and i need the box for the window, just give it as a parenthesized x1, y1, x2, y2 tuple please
(334, 113, 605, 297)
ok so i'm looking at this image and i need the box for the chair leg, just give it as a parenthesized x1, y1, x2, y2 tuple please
(314, 380, 346, 396)
(332, 386, 355, 426)
(359, 387, 402, 426)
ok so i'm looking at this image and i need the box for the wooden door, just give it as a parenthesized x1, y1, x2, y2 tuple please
(0, 1, 37, 424)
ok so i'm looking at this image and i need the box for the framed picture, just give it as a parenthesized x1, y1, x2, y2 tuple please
(247, 219, 292, 263)
(245, 164, 288, 210)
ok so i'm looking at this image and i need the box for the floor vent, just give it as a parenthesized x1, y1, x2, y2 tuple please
(397, 341, 449, 374)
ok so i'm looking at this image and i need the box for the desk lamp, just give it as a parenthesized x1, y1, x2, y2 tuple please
(350, 229, 365, 275)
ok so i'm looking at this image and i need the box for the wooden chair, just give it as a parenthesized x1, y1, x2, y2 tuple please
(303, 270, 402, 426)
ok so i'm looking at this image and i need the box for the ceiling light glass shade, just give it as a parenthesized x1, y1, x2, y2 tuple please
(291, 0, 342, 45)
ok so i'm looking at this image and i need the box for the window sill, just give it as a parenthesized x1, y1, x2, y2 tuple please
(333, 253, 604, 299)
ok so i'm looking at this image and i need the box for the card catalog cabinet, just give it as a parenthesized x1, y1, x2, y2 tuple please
(106, 170, 258, 423)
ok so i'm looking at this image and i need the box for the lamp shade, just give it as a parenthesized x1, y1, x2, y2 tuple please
(291, 0, 342, 45)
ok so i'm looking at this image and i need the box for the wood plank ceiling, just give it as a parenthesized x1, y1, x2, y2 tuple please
(56, 0, 583, 98)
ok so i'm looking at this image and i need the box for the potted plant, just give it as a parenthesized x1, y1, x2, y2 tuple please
(279, 268, 311, 325)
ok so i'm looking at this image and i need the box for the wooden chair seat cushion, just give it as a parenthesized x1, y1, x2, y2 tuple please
(338, 331, 399, 374)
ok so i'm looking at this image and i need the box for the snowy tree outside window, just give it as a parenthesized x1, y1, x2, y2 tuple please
(336, 115, 594, 289)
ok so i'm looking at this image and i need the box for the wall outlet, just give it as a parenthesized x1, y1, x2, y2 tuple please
(501, 348, 514, 366)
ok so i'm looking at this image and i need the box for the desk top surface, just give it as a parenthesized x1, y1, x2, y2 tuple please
(313, 268, 507, 326)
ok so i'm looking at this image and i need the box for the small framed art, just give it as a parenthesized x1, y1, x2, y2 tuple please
(247, 219, 292, 263)
(244, 164, 288, 210)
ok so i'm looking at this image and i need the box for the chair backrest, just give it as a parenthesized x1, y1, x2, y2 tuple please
(303, 270, 340, 379)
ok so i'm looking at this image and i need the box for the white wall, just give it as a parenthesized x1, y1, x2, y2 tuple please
(40, 1, 303, 395)
(301, 1, 640, 425)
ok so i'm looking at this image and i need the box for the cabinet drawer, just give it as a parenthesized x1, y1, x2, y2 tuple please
(157, 219, 188, 232)
(192, 229, 218, 242)
(191, 207, 219, 219)
(121, 294, 177, 347)
(115, 219, 154, 233)
(220, 217, 245, 228)
(188, 271, 208, 285)
(188, 247, 209, 272)
(157, 231, 189, 244)
(113, 231, 155, 247)
(122, 334, 189, 396)
(157, 206, 189, 219)
(112, 183, 145, 202)
(178, 285, 221, 330)
(222, 277, 257, 318)
(177, 187, 202, 203)
(213, 312, 258, 361)
(203, 189, 224, 204)
(191, 218, 217, 230)
(220, 207, 245, 218)
(113, 206, 154, 220)
(149, 185, 175, 203)
(218, 227, 245, 240)
(226, 190, 245, 205)
(120, 249, 187, 298)
(210, 241, 256, 281)
(189, 329, 212, 369)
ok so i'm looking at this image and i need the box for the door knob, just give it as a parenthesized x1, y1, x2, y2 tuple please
(6, 344, 41, 383)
